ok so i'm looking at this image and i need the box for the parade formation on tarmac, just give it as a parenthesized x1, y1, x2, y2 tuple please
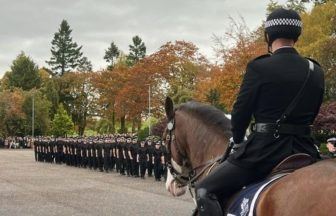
(33, 134, 168, 181)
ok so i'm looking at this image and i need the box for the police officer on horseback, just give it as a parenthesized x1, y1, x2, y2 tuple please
(195, 8, 325, 216)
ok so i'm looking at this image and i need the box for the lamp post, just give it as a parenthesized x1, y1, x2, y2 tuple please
(148, 84, 151, 136)
(32, 92, 35, 138)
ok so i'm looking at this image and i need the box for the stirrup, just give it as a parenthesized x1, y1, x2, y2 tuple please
(191, 207, 198, 216)
(196, 188, 223, 216)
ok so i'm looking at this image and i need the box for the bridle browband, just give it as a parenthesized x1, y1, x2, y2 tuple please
(165, 115, 222, 189)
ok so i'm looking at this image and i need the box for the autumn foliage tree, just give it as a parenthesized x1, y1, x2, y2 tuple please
(296, 1, 336, 101)
(313, 101, 336, 141)
(1, 1, 335, 137)
(57, 72, 98, 135)
(0, 89, 26, 136)
(194, 18, 266, 111)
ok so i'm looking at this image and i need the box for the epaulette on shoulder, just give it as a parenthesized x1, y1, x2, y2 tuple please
(305, 57, 321, 67)
(252, 53, 271, 62)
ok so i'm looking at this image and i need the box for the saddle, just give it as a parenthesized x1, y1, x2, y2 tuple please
(270, 153, 315, 176)
(226, 153, 315, 216)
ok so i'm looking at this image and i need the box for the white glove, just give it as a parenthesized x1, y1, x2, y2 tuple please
(229, 137, 242, 155)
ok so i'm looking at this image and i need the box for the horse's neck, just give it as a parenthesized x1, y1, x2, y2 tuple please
(185, 116, 229, 168)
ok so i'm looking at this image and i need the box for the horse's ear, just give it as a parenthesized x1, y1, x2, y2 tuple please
(165, 97, 174, 120)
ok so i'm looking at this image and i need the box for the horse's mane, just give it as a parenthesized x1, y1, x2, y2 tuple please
(177, 101, 232, 137)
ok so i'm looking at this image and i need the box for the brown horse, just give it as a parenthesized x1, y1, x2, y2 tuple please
(164, 97, 336, 216)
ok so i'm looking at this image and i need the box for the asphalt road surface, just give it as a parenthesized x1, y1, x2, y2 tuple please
(0, 150, 194, 216)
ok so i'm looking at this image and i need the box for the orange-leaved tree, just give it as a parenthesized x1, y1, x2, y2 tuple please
(195, 18, 266, 111)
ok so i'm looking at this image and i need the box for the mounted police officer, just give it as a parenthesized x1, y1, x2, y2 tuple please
(195, 8, 325, 216)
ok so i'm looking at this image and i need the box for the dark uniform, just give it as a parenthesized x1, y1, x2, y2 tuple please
(110, 140, 116, 171)
(81, 141, 88, 168)
(153, 142, 163, 181)
(228, 48, 324, 170)
(103, 141, 111, 172)
(88, 141, 93, 169)
(146, 140, 154, 177)
(34, 140, 38, 161)
(130, 139, 139, 177)
(75, 141, 81, 167)
(70, 142, 75, 166)
(55, 140, 63, 164)
(117, 140, 125, 175)
(97, 141, 104, 172)
(137, 142, 148, 179)
(92, 142, 98, 170)
(195, 8, 325, 216)
(161, 143, 168, 180)
(124, 140, 131, 176)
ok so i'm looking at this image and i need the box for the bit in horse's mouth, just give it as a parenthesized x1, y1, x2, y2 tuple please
(168, 180, 187, 197)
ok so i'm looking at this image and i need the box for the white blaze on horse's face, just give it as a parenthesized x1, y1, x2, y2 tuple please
(165, 169, 174, 191)
(171, 159, 183, 174)
(165, 168, 187, 197)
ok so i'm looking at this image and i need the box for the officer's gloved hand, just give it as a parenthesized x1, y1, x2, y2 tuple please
(229, 137, 243, 155)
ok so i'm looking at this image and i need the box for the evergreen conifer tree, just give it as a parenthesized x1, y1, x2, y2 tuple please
(46, 19, 83, 75)
(78, 56, 93, 72)
(104, 42, 120, 70)
(9, 52, 41, 90)
(127, 36, 146, 66)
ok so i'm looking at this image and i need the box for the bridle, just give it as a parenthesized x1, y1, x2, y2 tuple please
(165, 115, 222, 190)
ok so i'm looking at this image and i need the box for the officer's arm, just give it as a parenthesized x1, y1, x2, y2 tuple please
(231, 63, 260, 143)
(128, 149, 133, 160)
(123, 149, 126, 158)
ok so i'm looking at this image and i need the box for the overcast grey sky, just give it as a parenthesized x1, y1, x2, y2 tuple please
(0, 0, 289, 77)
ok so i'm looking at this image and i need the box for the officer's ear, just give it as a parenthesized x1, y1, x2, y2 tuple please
(264, 32, 269, 44)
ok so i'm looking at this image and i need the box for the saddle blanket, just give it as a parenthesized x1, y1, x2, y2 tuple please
(227, 173, 288, 216)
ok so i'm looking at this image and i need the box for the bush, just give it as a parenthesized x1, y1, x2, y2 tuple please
(51, 104, 74, 137)
(138, 126, 149, 140)
(151, 118, 168, 137)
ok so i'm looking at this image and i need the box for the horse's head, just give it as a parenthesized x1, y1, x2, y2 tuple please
(164, 97, 188, 196)
(163, 97, 231, 197)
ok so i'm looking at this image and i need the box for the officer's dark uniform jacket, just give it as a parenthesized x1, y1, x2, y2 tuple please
(228, 47, 324, 172)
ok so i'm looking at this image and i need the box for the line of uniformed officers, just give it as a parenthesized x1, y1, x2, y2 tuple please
(34, 135, 168, 181)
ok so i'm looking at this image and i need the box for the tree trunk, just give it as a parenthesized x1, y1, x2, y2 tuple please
(131, 118, 136, 133)
(137, 116, 141, 132)
(78, 112, 87, 136)
(120, 115, 126, 133)
(111, 110, 115, 133)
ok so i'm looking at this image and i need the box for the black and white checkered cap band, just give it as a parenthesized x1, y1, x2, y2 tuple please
(265, 18, 302, 28)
